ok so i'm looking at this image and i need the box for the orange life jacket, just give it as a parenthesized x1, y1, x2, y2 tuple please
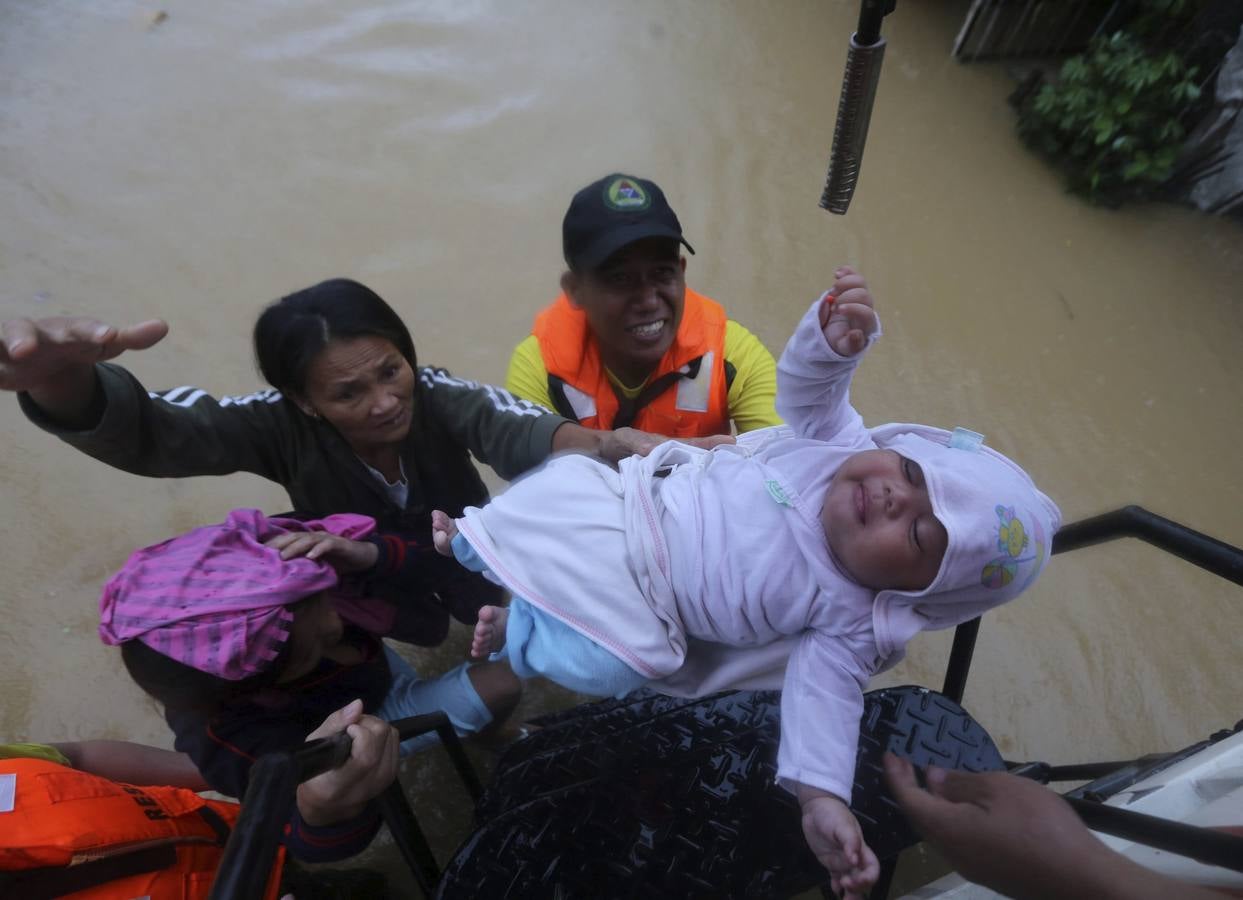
(532, 287, 732, 437)
(0, 757, 284, 900)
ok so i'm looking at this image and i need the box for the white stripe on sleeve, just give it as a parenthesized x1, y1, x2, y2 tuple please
(147, 387, 284, 408)
(420, 368, 550, 417)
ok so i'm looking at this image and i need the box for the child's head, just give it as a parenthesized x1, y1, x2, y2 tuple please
(824, 426, 1061, 654)
(118, 592, 342, 711)
(101, 509, 367, 712)
(820, 448, 949, 591)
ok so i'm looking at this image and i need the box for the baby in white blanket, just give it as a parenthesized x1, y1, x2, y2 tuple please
(433, 267, 1060, 898)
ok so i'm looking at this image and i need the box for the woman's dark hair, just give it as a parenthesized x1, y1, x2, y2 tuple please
(121, 637, 292, 715)
(252, 278, 417, 398)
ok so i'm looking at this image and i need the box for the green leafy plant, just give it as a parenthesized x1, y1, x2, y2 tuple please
(1017, 31, 1201, 205)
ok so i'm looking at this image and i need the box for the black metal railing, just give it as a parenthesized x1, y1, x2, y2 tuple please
(208, 711, 480, 900)
(1051, 505, 1243, 586)
(908, 504, 1243, 900)
(942, 504, 1243, 702)
(1066, 797, 1243, 873)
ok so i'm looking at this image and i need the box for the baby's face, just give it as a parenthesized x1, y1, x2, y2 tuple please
(821, 449, 948, 591)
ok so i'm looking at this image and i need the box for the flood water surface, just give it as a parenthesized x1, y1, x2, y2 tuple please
(2, 0, 1241, 888)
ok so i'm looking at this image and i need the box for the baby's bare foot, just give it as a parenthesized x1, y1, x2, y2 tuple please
(471, 605, 509, 659)
(431, 509, 458, 557)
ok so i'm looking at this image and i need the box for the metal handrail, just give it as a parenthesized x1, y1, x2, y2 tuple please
(929, 505, 1243, 894)
(1065, 797, 1243, 874)
(941, 505, 1243, 701)
(208, 711, 478, 900)
(1051, 505, 1243, 586)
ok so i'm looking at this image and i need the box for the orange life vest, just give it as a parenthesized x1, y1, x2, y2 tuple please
(0, 757, 283, 900)
(532, 287, 732, 437)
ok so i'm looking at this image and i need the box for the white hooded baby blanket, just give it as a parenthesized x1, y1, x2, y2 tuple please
(866, 424, 1062, 664)
(454, 294, 1063, 801)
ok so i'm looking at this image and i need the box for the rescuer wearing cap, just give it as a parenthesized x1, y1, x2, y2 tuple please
(505, 173, 781, 438)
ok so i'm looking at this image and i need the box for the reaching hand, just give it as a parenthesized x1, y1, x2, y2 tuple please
(551, 422, 736, 465)
(0, 316, 168, 393)
(295, 699, 399, 827)
(800, 793, 880, 900)
(264, 532, 379, 573)
(884, 753, 1122, 900)
(885, 754, 1233, 900)
(818, 266, 878, 357)
(596, 426, 735, 462)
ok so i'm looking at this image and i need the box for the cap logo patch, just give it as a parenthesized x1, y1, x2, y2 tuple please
(981, 505, 1040, 589)
(604, 177, 651, 212)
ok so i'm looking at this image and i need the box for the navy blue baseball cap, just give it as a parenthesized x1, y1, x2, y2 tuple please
(562, 173, 696, 270)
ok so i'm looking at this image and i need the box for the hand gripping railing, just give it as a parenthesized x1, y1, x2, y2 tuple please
(207, 711, 481, 900)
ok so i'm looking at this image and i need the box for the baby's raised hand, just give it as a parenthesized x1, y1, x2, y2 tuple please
(819, 265, 878, 357)
(800, 793, 880, 900)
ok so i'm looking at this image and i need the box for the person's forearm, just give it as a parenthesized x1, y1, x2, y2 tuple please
(550, 421, 605, 455)
(53, 740, 209, 790)
(974, 831, 1233, 900)
(1085, 853, 1234, 900)
(24, 363, 103, 430)
(286, 801, 382, 862)
(774, 295, 870, 441)
(295, 781, 367, 827)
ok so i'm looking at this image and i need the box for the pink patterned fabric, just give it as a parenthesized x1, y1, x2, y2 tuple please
(98, 508, 375, 680)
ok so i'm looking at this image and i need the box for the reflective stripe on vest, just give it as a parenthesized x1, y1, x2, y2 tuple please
(532, 287, 731, 437)
(675, 349, 714, 413)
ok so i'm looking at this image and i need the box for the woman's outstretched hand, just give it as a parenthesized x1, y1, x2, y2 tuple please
(2, 315, 168, 427)
(1, 316, 168, 393)
(552, 420, 735, 465)
(597, 426, 735, 461)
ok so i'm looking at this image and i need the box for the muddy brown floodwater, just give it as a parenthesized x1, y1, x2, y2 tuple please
(2, 0, 1240, 893)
